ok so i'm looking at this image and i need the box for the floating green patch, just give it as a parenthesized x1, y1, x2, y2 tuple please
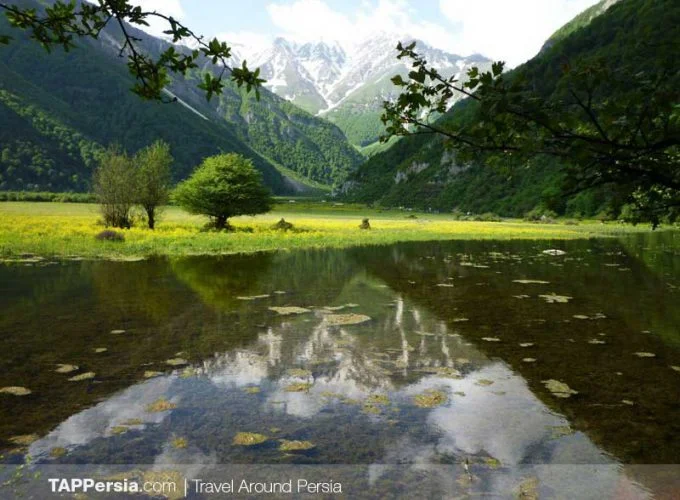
(166, 358, 188, 366)
(513, 280, 549, 284)
(542, 379, 578, 398)
(367, 394, 390, 405)
(50, 447, 67, 458)
(237, 295, 270, 301)
(110, 426, 128, 435)
(9, 434, 39, 446)
(146, 398, 177, 413)
(588, 339, 606, 345)
(539, 293, 572, 304)
(144, 371, 163, 379)
(244, 386, 261, 394)
(0, 386, 31, 396)
(94, 347, 108, 353)
(634, 352, 656, 358)
(413, 389, 448, 408)
(522, 358, 537, 363)
(482, 337, 501, 342)
(284, 382, 312, 392)
(233, 432, 268, 446)
(671, 366, 680, 373)
(519, 343, 535, 347)
(279, 440, 315, 452)
(362, 403, 382, 414)
(121, 418, 143, 426)
(515, 477, 539, 500)
(55, 364, 79, 374)
(549, 425, 574, 439)
(269, 306, 311, 315)
(476, 379, 494, 386)
(68, 372, 95, 381)
(110, 330, 126, 335)
(171, 437, 188, 449)
(622, 400, 635, 406)
(323, 313, 371, 326)
(286, 368, 312, 378)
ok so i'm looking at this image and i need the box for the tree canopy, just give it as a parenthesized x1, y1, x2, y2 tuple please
(173, 153, 272, 230)
(0, 0, 264, 101)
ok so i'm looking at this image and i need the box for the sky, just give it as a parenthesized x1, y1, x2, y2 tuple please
(130, 0, 601, 67)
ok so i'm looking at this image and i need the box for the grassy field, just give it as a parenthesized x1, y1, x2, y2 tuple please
(0, 201, 666, 259)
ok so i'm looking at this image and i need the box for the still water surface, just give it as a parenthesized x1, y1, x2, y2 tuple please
(1, 233, 679, 497)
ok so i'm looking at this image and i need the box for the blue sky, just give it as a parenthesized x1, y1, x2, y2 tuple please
(133, 0, 601, 67)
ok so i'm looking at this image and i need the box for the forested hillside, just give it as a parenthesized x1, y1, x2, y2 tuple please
(342, 0, 677, 217)
(0, 0, 362, 193)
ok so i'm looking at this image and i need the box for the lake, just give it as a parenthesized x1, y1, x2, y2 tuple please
(1, 232, 679, 498)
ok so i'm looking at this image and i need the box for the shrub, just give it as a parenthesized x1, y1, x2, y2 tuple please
(95, 230, 125, 242)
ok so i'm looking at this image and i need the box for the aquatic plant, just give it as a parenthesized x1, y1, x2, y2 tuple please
(413, 389, 448, 408)
(68, 372, 95, 381)
(0, 386, 32, 396)
(269, 306, 311, 315)
(284, 382, 313, 392)
(233, 432, 268, 446)
(542, 379, 578, 398)
(323, 313, 371, 326)
(279, 440, 315, 451)
(146, 398, 177, 412)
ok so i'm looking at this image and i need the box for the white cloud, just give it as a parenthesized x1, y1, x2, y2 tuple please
(439, 0, 599, 66)
(265, 0, 458, 52)
(128, 0, 185, 38)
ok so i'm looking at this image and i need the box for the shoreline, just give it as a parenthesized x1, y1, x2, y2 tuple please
(0, 202, 671, 261)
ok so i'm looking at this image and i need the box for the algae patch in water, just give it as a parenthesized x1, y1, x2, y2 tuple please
(542, 379, 578, 398)
(110, 426, 129, 435)
(279, 440, 315, 452)
(110, 330, 126, 335)
(284, 382, 312, 392)
(323, 313, 371, 326)
(94, 348, 108, 353)
(413, 389, 448, 408)
(513, 280, 550, 284)
(0, 386, 31, 396)
(286, 368, 312, 378)
(367, 394, 390, 405)
(50, 447, 67, 458)
(171, 437, 188, 449)
(482, 337, 501, 342)
(475, 379, 495, 386)
(634, 352, 656, 358)
(515, 476, 539, 500)
(237, 294, 270, 301)
(269, 306, 311, 315)
(233, 432, 268, 446)
(519, 343, 535, 347)
(244, 386, 261, 394)
(68, 372, 95, 381)
(9, 434, 39, 446)
(522, 358, 537, 363)
(146, 398, 177, 413)
(55, 364, 79, 374)
(144, 371, 163, 378)
(166, 358, 188, 366)
(539, 293, 572, 304)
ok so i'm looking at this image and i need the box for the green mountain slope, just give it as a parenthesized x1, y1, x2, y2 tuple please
(342, 0, 676, 217)
(0, 0, 361, 193)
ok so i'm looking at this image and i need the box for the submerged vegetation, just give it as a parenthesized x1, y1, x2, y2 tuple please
(0, 201, 664, 260)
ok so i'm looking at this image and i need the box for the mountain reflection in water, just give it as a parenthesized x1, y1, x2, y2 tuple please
(1, 233, 679, 497)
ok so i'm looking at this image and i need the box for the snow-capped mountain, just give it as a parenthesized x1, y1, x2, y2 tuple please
(228, 34, 492, 147)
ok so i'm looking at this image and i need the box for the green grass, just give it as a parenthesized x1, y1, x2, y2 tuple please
(0, 201, 667, 260)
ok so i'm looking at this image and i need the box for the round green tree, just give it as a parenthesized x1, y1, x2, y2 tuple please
(174, 153, 272, 229)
